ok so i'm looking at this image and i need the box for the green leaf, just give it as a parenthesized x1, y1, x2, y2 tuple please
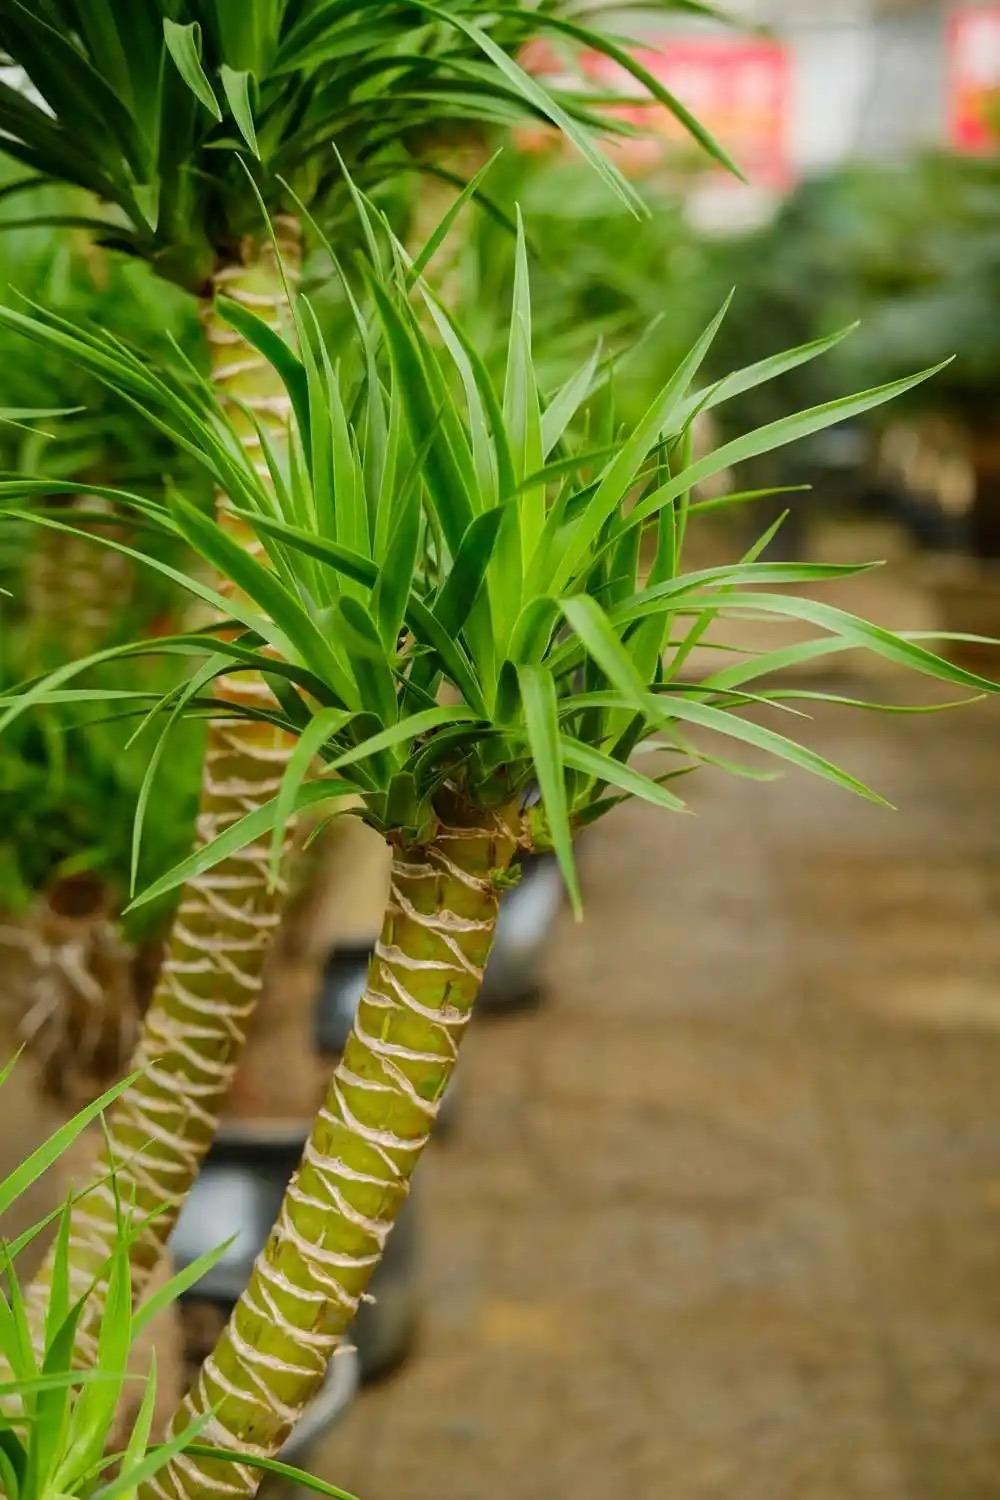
(508, 9, 744, 181)
(547, 293, 733, 593)
(410, 2, 646, 218)
(216, 296, 307, 438)
(626, 362, 955, 534)
(561, 736, 688, 814)
(0, 1072, 141, 1220)
(0, 1429, 24, 1500)
(433, 507, 505, 638)
(238, 512, 490, 718)
(182, 1445, 359, 1500)
(219, 66, 259, 156)
(132, 1240, 238, 1341)
(167, 492, 356, 705)
(115, 1353, 158, 1500)
(91, 1407, 215, 1500)
(322, 705, 481, 777)
(43, 1199, 73, 1355)
(408, 147, 503, 283)
(127, 781, 356, 912)
(696, 591, 1000, 696)
(56, 1240, 132, 1489)
(131, 656, 230, 896)
(678, 323, 860, 429)
(650, 693, 891, 807)
(268, 708, 352, 882)
(517, 665, 581, 916)
(163, 20, 222, 121)
(561, 594, 646, 701)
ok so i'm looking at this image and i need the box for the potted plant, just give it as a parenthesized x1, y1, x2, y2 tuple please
(2, 198, 994, 1491)
(0, 0, 725, 1352)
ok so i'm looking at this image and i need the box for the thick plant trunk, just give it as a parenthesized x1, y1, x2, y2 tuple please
(25, 220, 302, 1356)
(145, 799, 520, 1500)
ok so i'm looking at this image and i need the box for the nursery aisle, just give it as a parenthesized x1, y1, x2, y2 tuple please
(324, 680, 1000, 1500)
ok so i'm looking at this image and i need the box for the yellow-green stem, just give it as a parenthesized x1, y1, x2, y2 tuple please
(24, 221, 302, 1360)
(145, 798, 521, 1500)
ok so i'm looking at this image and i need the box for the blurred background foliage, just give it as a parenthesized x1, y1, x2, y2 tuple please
(0, 164, 207, 935)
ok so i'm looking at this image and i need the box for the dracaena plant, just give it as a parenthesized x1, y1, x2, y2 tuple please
(0, 1055, 358, 1500)
(0, 0, 733, 1347)
(0, 208, 995, 1496)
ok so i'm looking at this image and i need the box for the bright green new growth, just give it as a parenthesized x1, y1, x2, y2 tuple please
(0, 208, 993, 914)
(0, 1057, 357, 1500)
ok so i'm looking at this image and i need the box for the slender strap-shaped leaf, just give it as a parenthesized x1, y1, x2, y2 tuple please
(130, 655, 231, 896)
(90, 1408, 215, 1500)
(0, 508, 277, 667)
(127, 781, 357, 913)
(336, 595, 398, 727)
(433, 507, 505, 638)
(131, 1240, 237, 1343)
(622, 362, 954, 537)
(504, 208, 544, 558)
(548, 559, 879, 679)
(55, 1240, 132, 1489)
(168, 492, 357, 704)
(320, 705, 482, 777)
(561, 736, 688, 814)
(366, 275, 476, 552)
(650, 693, 890, 806)
(554, 596, 890, 805)
(268, 708, 354, 881)
(216, 296, 308, 440)
(491, 8, 743, 180)
(541, 343, 602, 459)
(676, 323, 860, 430)
(0, 1072, 141, 1220)
(688, 591, 1000, 694)
(410, 2, 646, 218)
(518, 664, 581, 915)
(177, 1446, 359, 1500)
(408, 146, 503, 284)
(687, 484, 812, 517)
(219, 66, 259, 156)
(163, 20, 222, 120)
(540, 292, 733, 595)
(578, 689, 890, 806)
(112, 1355, 158, 1500)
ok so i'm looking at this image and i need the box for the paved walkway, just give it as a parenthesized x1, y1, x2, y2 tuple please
(322, 682, 1000, 1500)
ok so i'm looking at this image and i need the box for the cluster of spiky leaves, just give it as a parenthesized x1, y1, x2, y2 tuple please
(0, 0, 738, 290)
(0, 1056, 357, 1500)
(0, 202, 995, 916)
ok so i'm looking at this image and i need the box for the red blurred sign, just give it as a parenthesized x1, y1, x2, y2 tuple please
(949, 5, 1000, 151)
(522, 35, 792, 187)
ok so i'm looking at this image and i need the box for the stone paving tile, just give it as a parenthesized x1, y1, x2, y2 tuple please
(318, 689, 1000, 1500)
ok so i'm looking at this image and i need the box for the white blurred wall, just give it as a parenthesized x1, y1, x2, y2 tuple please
(715, 0, 950, 170)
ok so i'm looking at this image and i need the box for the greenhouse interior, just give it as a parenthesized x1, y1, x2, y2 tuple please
(0, 2, 998, 1498)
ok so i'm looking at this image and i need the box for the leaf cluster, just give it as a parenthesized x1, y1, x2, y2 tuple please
(0, 0, 738, 290)
(0, 197, 994, 916)
(0, 1057, 359, 1500)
